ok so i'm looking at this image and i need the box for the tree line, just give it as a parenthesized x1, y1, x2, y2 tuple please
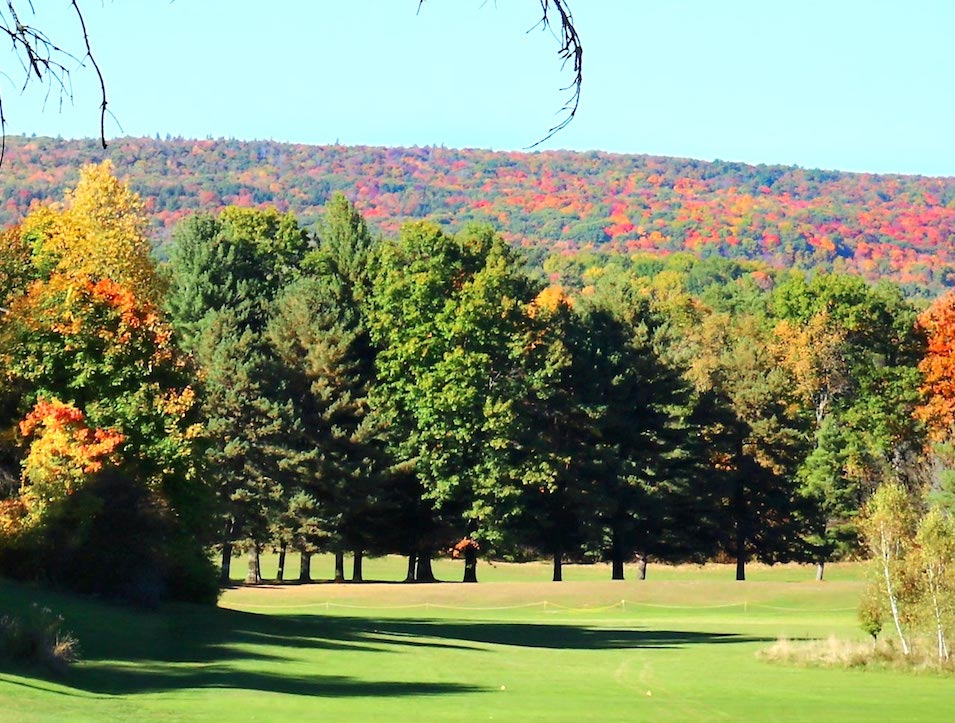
(0, 163, 954, 605)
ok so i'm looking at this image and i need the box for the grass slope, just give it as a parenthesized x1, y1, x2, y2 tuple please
(2, 560, 951, 722)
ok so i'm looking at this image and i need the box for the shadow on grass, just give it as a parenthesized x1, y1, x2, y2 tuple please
(1, 579, 770, 700)
(65, 608, 769, 697)
(343, 618, 768, 651)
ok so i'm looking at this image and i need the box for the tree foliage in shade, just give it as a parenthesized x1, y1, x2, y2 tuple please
(565, 289, 712, 580)
(682, 310, 809, 580)
(268, 273, 383, 571)
(507, 286, 598, 580)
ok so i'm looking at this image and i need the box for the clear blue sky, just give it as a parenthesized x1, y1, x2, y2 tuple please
(4, 1, 954, 176)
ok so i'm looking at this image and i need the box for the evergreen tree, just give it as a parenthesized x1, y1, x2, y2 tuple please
(165, 207, 310, 583)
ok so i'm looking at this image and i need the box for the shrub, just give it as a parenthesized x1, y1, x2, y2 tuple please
(0, 604, 79, 675)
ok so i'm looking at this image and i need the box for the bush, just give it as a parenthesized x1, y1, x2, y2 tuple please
(0, 467, 219, 606)
(0, 604, 79, 675)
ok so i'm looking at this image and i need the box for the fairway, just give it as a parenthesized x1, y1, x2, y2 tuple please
(2, 561, 953, 721)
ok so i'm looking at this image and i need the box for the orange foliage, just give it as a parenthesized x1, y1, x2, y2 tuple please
(20, 398, 125, 476)
(531, 285, 573, 315)
(916, 292, 955, 439)
(6, 399, 125, 532)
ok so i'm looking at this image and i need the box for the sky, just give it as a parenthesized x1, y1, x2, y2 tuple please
(3, 0, 954, 177)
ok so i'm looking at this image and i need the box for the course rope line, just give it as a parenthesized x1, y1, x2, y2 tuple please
(748, 603, 858, 613)
(228, 599, 858, 614)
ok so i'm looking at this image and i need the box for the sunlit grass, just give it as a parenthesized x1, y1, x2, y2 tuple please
(2, 561, 950, 722)
(230, 551, 869, 585)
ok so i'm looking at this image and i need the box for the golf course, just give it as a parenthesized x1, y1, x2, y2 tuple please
(2, 557, 952, 721)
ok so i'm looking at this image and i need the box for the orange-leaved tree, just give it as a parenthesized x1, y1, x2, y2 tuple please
(917, 291, 955, 440)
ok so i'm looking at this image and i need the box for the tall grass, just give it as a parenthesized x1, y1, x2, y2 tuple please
(759, 635, 955, 673)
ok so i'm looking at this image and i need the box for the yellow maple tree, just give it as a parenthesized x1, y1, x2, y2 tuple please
(20, 161, 161, 304)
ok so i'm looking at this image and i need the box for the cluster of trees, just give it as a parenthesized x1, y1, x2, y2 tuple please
(859, 295, 955, 659)
(0, 162, 215, 604)
(1, 163, 955, 603)
(860, 484, 955, 661)
(3, 138, 955, 294)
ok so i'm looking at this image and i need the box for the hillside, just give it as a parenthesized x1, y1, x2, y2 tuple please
(2, 136, 954, 293)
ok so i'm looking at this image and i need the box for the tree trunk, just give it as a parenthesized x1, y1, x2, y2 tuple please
(928, 566, 950, 660)
(245, 542, 261, 584)
(934, 590, 949, 661)
(880, 529, 910, 655)
(463, 545, 478, 583)
(610, 523, 626, 580)
(415, 551, 436, 582)
(334, 551, 346, 583)
(298, 550, 312, 583)
(552, 550, 562, 582)
(734, 479, 747, 581)
(404, 553, 417, 583)
(815, 561, 825, 581)
(612, 557, 625, 580)
(636, 553, 648, 580)
(352, 549, 364, 583)
(276, 541, 287, 582)
(611, 539, 625, 580)
(219, 540, 233, 585)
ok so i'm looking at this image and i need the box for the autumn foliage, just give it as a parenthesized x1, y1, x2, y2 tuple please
(13, 399, 124, 528)
(917, 292, 955, 439)
(2, 137, 955, 292)
(0, 162, 215, 603)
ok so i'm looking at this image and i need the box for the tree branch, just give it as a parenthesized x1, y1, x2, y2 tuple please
(0, 1, 107, 165)
(418, 1, 582, 147)
(527, 0, 582, 148)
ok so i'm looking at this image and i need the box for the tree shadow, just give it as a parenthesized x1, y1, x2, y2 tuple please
(328, 616, 770, 651)
(54, 605, 771, 698)
(51, 605, 487, 698)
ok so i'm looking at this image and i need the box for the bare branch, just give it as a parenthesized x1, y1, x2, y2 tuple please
(417, 1, 583, 147)
(527, 0, 582, 148)
(70, 0, 107, 149)
(0, 1, 107, 165)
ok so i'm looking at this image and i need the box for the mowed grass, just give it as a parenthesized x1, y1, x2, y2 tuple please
(2, 558, 953, 722)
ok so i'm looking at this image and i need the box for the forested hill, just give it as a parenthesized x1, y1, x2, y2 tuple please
(3, 135, 955, 293)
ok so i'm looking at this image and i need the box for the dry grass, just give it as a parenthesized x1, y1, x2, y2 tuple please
(759, 635, 955, 673)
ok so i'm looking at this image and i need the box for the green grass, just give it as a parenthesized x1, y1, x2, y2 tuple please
(233, 551, 869, 584)
(2, 559, 952, 721)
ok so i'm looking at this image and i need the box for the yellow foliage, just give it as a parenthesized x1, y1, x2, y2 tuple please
(530, 285, 572, 316)
(14, 398, 125, 530)
(773, 312, 847, 413)
(21, 161, 161, 304)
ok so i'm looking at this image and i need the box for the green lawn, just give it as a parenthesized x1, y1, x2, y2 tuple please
(2, 559, 952, 721)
